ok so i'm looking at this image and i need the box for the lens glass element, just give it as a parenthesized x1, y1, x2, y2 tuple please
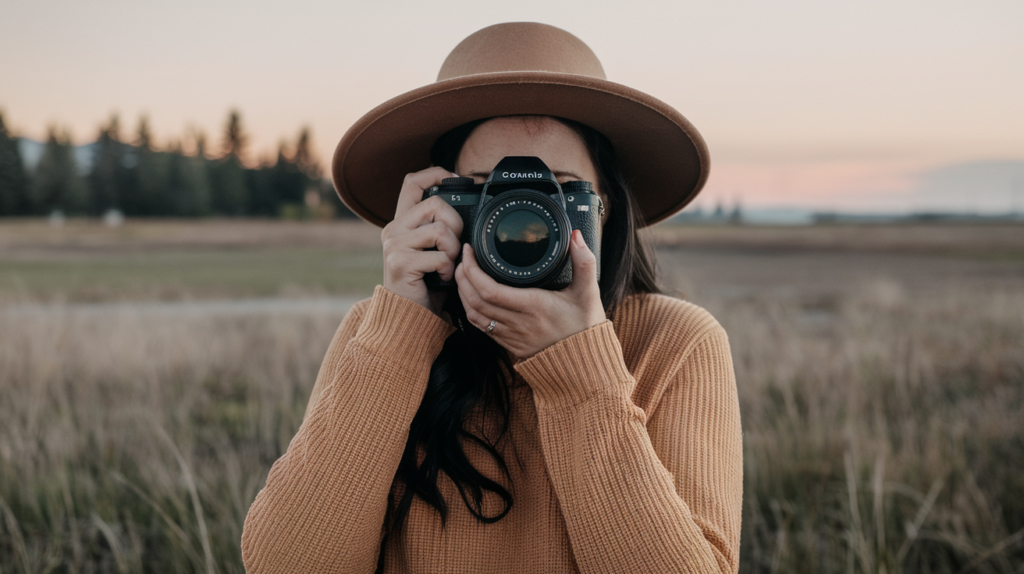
(493, 210, 550, 267)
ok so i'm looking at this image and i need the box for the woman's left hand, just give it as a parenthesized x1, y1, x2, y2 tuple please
(455, 229, 606, 359)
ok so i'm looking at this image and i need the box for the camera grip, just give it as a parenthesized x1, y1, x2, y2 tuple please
(561, 192, 603, 286)
(423, 201, 479, 290)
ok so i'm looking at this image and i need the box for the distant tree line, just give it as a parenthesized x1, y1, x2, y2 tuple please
(0, 110, 352, 218)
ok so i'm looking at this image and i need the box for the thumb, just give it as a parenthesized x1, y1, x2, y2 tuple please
(569, 230, 598, 290)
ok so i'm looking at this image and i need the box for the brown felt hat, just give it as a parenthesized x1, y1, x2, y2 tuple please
(332, 22, 709, 227)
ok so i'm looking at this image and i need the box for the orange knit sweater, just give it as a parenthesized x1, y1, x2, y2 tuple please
(241, 286, 743, 573)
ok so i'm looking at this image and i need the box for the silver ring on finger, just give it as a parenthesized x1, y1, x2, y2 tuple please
(487, 319, 497, 333)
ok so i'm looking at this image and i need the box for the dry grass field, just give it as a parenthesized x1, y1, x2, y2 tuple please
(1, 219, 1022, 573)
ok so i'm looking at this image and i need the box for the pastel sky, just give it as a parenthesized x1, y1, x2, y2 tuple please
(2, 0, 1022, 213)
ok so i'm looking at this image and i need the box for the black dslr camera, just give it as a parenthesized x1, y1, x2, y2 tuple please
(423, 156, 603, 290)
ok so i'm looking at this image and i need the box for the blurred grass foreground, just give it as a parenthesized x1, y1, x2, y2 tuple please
(1, 219, 1023, 573)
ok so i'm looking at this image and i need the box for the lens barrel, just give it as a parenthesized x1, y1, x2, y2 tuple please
(472, 189, 572, 287)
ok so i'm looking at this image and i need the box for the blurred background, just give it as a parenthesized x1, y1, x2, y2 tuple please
(1, 1, 1022, 572)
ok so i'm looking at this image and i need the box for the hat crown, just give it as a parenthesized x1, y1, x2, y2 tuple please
(437, 22, 606, 81)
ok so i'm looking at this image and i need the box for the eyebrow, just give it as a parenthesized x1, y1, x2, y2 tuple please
(465, 170, 585, 180)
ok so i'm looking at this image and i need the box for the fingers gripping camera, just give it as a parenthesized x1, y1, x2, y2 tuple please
(422, 156, 603, 290)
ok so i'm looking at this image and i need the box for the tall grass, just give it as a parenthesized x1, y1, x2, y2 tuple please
(0, 306, 346, 573)
(713, 282, 1024, 573)
(1, 283, 1021, 572)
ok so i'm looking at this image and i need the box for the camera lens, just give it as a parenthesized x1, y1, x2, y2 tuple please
(494, 210, 550, 267)
(473, 189, 572, 287)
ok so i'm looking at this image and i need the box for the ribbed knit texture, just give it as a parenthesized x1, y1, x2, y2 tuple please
(241, 286, 743, 573)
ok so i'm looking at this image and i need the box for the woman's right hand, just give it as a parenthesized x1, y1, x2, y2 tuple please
(381, 167, 464, 316)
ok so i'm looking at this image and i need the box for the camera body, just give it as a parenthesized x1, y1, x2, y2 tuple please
(422, 156, 602, 290)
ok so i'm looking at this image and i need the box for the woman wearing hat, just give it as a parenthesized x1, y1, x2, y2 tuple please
(242, 23, 742, 574)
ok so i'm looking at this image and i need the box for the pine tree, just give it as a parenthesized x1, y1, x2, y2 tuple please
(165, 142, 187, 216)
(88, 115, 128, 215)
(31, 126, 88, 214)
(221, 110, 247, 162)
(291, 127, 349, 218)
(210, 110, 249, 215)
(136, 115, 152, 152)
(293, 127, 320, 179)
(289, 127, 329, 217)
(275, 143, 306, 206)
(134, 116, 167, 215)
(193, 129, 209, 159)
(160, 129, 213, 217)
(0, 111, 30, 215)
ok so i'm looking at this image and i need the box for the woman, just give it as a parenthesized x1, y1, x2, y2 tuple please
(242, 23, 742, 574)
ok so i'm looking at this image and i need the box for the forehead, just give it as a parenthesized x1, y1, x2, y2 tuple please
(456, 117, 595, 177)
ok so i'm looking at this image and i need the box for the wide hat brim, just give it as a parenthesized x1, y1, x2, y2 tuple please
(332, 70, 709, 228)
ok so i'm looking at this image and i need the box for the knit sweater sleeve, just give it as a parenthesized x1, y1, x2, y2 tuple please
(241, 286, 455, 574)
(514, 320, 743, 574)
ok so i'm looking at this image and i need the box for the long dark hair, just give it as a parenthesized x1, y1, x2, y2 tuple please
(379, 116, 659, 561)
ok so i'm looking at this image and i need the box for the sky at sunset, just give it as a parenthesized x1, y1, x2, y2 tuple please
(3, 0, 1022, 214)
